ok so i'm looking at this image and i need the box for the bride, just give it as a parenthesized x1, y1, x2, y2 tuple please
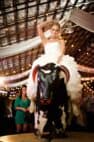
(27, 20, 83, 129)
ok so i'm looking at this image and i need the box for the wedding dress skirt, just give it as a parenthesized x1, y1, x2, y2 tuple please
(27, 42, 82, 117)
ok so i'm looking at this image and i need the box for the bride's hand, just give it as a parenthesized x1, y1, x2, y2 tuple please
(37, 20, 54, 30)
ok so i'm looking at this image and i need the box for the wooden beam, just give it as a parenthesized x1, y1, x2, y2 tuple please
(70, 8, 94, 33)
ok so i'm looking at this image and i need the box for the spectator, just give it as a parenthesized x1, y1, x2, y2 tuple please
(14, 85, 30, 133)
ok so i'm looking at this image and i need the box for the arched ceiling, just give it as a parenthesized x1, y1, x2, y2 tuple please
(0, 0, 94, 87)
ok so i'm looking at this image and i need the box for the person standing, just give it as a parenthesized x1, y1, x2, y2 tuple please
(14, 85, 30, 133)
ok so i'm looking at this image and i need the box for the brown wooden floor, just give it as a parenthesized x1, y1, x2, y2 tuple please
(0, 132, 94, 142)
(52, 132, 94, 142)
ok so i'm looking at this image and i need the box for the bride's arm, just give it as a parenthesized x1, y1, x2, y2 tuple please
(57, 39, 66, 63)
(37, 20, 53, 45)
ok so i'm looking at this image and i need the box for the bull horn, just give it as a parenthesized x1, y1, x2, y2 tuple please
(32, 65, 39, 82)
(60, 65, 70, 83)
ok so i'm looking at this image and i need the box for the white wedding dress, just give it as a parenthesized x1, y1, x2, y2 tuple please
(27, 41, 82, 117)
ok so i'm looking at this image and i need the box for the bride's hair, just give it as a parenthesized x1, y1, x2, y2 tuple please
(51, 21, 61, 29)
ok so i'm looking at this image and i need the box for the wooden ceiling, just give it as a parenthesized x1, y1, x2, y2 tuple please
(0, 0, 94, 87)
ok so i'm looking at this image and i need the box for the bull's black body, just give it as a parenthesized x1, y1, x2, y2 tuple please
(36, 63, 70, 138)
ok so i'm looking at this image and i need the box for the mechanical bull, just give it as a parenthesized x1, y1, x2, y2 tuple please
(27, 63, 82, 138)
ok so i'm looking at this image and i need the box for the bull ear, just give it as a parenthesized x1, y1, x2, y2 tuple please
(32, 65, 39, 82)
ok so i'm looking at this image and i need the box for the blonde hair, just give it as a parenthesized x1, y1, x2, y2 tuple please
(51, 21, 61, 30)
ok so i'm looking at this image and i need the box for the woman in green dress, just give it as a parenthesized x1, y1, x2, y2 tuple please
(14, 85, 30, 133)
